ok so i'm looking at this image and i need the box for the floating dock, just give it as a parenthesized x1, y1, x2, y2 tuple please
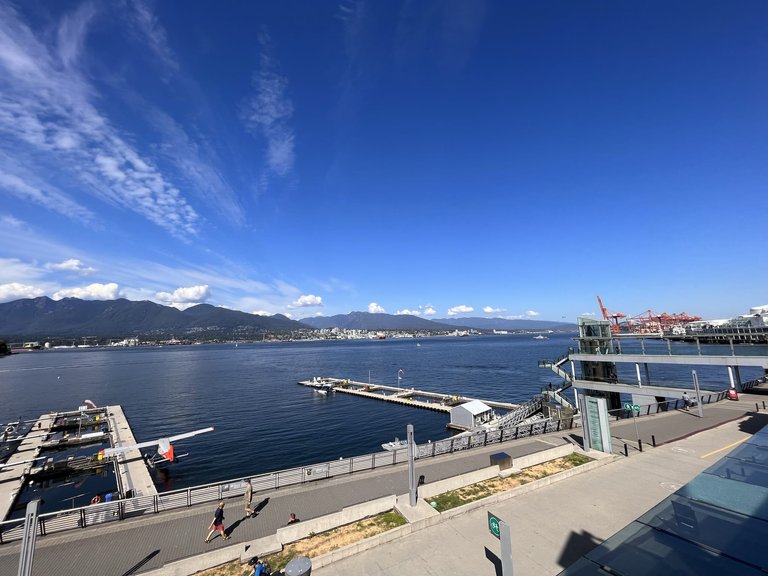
(298, 378, 519, 413)
(0, 405, 157, 521)
(106, 406, 157, 500)
(0, 413, 54, 521)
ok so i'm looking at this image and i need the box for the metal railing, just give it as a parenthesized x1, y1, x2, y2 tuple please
(0, 416, 576, 544)
(606, 390, 727, 420)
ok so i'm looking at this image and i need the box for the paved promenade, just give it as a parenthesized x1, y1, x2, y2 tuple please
(0, 390, 764, 575)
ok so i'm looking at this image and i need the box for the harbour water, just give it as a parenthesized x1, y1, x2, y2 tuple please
(1, 334, 763, 516)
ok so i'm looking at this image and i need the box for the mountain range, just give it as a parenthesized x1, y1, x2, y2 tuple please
(0, 297, 305, 340)
(0, 298, 576, 341)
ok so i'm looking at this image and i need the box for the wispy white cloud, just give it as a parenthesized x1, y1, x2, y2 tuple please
(290, 294, 323, 308)
(423, 306, 436, 316)
(581, 311, 596, 317)
(0, 2, 200, 238)
(46, 258, 96, 276)
(0, 282, 45, 302)
(504, 310, 542, 320)
(242, 30, 296, 178)
(368, 302, 385, 314)
(0, 163, 95, 223)
(447, 304, 474, 316)
(53, 282, 121, 300)
(483, 306, 506, 314)
(124, 0, 179, 73)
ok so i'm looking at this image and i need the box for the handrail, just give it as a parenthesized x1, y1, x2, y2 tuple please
(0, 415, 576, 544)
(606, 390, 727, 420)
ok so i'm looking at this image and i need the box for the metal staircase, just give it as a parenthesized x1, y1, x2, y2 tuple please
(496, 395, 544, 429)
(539, 353, 576, 410)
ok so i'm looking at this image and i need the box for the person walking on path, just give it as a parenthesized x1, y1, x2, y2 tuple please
(682, 391, 691, 411)
(243, 479, 254, 518)
(204, 501, 230, 543)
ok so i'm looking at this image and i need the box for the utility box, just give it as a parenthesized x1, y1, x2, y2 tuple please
(285, 556, 312, 576)
(490, 452, 512, 470)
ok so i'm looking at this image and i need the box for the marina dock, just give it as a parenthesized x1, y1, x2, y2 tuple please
(107, 405, 157, 500)
(0, 405, 156, 522)
(0, 413, 54, 521)
(298, 378, 519, 413)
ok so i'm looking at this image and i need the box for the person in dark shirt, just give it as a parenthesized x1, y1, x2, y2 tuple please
(204, 501, 230, 542)
(287, 512, 299, 524)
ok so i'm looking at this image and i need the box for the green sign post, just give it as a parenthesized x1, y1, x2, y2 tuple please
(488, 511, 501, 539)
(487, 511, 513, 575)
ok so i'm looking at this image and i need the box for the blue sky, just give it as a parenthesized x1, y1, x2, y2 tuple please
(0, 1, 765, 323)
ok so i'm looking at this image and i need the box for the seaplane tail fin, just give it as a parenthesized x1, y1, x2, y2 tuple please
(158, 438, 173, 461)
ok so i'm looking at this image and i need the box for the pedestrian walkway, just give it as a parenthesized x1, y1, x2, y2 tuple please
(0, 390, 764, 575)
(315, 393, 768, 575)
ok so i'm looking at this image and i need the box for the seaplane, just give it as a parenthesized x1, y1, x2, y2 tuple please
(99, 427, 214, 468)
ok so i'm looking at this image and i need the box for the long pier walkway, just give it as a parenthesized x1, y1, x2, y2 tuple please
(298, 377, 519, 413)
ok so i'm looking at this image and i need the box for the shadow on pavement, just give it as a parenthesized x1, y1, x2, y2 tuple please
(119, 549, 160, 576)
(738, 412, 768, 434)
(484, 546, 502, 576)
(557, 529, 601, 568)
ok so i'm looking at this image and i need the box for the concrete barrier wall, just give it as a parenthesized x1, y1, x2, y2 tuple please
(418, 466, 500, 499)
(276, 495, 396, 545)
(511, 443, 574, 469)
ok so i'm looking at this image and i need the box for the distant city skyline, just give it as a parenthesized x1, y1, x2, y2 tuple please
(0, 1, 765, 322)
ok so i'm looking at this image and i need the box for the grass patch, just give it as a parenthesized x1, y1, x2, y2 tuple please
(427, 453, 593, 512)
(194, 510, 407, 576)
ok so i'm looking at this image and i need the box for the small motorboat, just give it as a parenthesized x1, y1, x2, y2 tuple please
(381, 437, 409, 451)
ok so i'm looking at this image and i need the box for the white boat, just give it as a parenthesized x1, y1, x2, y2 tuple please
(315, 388, 329, 395)
(533, 334, 548, 340)
(381, 438, 409, 451)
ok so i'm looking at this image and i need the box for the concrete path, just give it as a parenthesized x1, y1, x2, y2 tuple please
(0, 390, 764, 575)
(315, 396, 768, 575)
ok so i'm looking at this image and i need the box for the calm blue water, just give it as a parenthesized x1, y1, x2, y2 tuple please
(1, 334, 764, 513)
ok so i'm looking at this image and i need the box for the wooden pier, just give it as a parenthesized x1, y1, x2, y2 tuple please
(298, 378, 519, 413)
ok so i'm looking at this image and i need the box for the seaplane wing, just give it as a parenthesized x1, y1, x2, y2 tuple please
(0, 456, 45, 471)
(100, 427, 214, 457)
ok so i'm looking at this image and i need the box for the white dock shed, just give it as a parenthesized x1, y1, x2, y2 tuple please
(450, 400, 493, 430)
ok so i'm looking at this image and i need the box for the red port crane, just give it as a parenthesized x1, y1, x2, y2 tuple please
(596, 296, 625, 334)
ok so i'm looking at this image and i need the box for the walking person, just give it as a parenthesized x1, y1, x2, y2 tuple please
(243, 479, 254, 518)
(204, 501, 230, 543)
(682, 391, 690, 411)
